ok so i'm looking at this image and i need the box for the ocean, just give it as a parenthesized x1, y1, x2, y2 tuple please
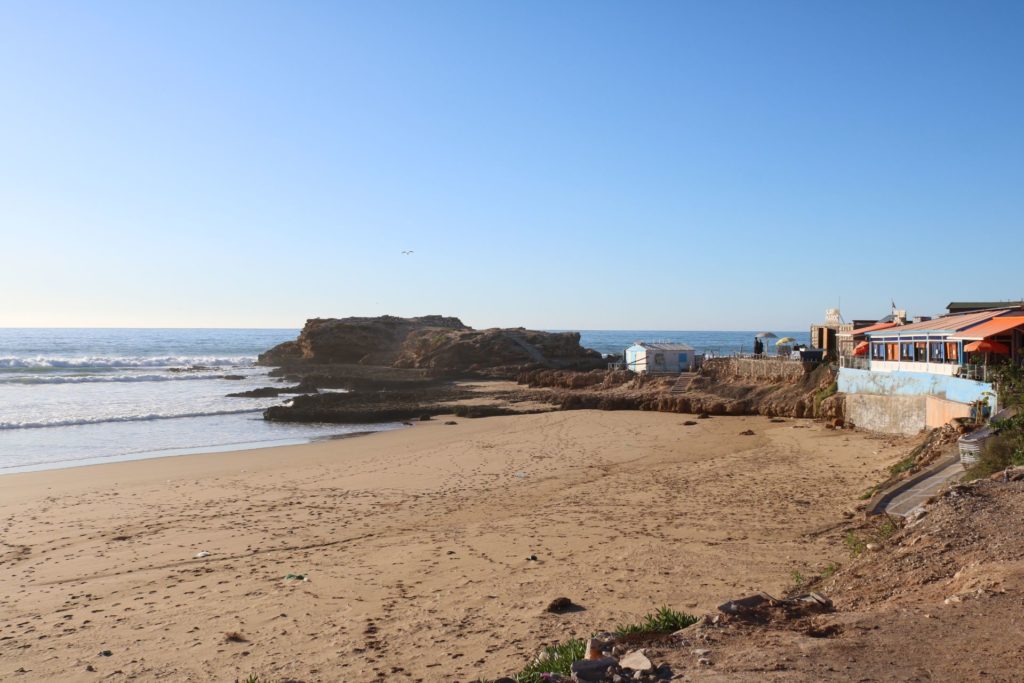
(0, 328, 808, 474)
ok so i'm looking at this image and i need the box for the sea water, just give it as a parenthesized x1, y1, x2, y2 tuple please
(0, 329, 399, 474)
(0, 328, 808, 474)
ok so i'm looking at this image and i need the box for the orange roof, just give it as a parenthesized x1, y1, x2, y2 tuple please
(867, 309, 1011, 336)
(951, 316, 1024, 341)
(850, 321, 897, 336)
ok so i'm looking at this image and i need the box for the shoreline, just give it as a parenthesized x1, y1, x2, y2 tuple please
(0, 424, 399, 477)
(0, 410, 907, 681)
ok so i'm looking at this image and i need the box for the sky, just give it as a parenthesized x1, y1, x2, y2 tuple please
(1, 1, 1022, 330)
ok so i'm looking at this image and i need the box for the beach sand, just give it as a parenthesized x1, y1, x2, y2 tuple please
(0, 411, 906, 682)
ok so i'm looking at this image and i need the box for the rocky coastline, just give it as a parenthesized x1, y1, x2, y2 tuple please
(247, 315, 844, 425)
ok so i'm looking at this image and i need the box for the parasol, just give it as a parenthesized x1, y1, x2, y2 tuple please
(775, 337, 797, 345)
(853, 341, 869, 356)
(964, 340, 1010, 354)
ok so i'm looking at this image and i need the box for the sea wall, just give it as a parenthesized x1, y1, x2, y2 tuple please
(701, 358, 811, 383)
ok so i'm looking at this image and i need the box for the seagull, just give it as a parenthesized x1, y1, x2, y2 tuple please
(401, 250, 414, 255)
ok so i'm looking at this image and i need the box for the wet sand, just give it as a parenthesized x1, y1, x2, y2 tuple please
(0, 411, 906, 681)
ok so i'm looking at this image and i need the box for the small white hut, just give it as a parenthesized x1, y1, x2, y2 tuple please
(624, 342, 697, 373)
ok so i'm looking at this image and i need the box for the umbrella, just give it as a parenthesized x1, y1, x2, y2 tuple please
(775, 337, 797, 345)
(964, 340, 1010, 354)
(853, 341, 869, 356)
(755, 332, 777, 339)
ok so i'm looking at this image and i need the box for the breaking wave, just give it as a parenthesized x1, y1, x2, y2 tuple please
(0, 373, 237, 385)
(0, 356, 255, 370)
(0, 408, 268, 430)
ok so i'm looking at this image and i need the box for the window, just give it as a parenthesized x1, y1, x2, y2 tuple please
(871, 343, 885, 360)
(930, 342, 945, 362)
(914, 342, 927, 362)
(886, 343, 899, 361)
(945, 343, 959, 363)
(654, 353, 665, 365)
(901, 343, 915, 361)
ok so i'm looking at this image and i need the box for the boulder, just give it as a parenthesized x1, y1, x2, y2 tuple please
(571, 656, 617, 683)
(619, 650, 653, 672)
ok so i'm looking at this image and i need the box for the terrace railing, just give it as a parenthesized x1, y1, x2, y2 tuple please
(839, 355, 870, 370)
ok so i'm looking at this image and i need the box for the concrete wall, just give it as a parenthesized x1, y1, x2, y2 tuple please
(846, 393, 927, 436)
(926, 397, 972, 428)
(838, 367, 993, 406)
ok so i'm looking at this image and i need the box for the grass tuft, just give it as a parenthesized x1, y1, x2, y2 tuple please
(615, 606, 699, 636)
(514, 639, 586, 683)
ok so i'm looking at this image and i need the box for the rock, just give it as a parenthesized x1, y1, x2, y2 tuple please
(227, 385, 313, 398)
(866, 543, 881, 551)
(220, 374, 245, 380)
(698, 413, 711, 419)
(739, 429, 756, 435)
(571, 656, 617, 682)
(85, 664, 95, 671)
(683, 421, 697, 426)
(545, 597, 575, 613)
(494, 678, 517, 683)
(691, 648, 710, 656)
(444, 421, 458, 426)
(419, 414, 432, 421)
(619, 650, 653, 671)
(585, 638, 605, 660)
(257, 315, 604, 375)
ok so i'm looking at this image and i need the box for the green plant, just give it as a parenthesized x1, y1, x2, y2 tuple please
(614, 606, 699, 636)
(844, 531, 866, 557)
(790, 570, 805, 587)
(876, 515, 899, 541)
(515, 639, 586, 683)
(964, 433, 1024, 481)
(889, 442, 925, 477)
(820, 562, 839, 579)
(813, 381, 839, 416)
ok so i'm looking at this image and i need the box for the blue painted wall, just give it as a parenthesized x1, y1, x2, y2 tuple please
(838, 368, 994, 406)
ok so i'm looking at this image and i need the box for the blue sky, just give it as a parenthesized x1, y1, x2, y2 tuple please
(2, 1, 1021, 330)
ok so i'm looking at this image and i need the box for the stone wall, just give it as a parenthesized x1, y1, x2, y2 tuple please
(702, 358, 811, 383)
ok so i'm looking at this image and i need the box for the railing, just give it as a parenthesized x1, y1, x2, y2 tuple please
(839, 355, 870, 370)
(959, 364, 995, 383)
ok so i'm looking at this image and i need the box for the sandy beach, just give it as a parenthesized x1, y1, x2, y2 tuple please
(0, 411, 907, 682)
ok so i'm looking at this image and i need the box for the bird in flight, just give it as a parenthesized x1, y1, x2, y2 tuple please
(401, 250, 414, 255)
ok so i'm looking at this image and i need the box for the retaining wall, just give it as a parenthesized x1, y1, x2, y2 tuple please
(846, 394, 927, 436)
(702, 358, 810, 383)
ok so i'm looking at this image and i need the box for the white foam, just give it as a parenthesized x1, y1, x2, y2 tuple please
(0, 408, 268, 430)
(0, 373, 236, 385)
(0, 356, 256, 369)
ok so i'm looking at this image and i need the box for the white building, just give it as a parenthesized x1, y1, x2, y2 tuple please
(625, 342, 696, 373)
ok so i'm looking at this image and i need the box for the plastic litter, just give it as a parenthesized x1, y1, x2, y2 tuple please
(194, 551, 211, 559)
(284, 573, 309, 582)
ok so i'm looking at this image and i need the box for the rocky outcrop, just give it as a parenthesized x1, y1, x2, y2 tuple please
(395, 328, 603, 373)
(258, 315, 604, 377)
(545, 361, 839, 419)
(258, 315, 468, 366)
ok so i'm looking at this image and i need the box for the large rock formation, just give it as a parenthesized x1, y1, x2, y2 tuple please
(258, 315, 468, 366)
(258, 315, 604, 376)
(395, 328, 602, 372)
